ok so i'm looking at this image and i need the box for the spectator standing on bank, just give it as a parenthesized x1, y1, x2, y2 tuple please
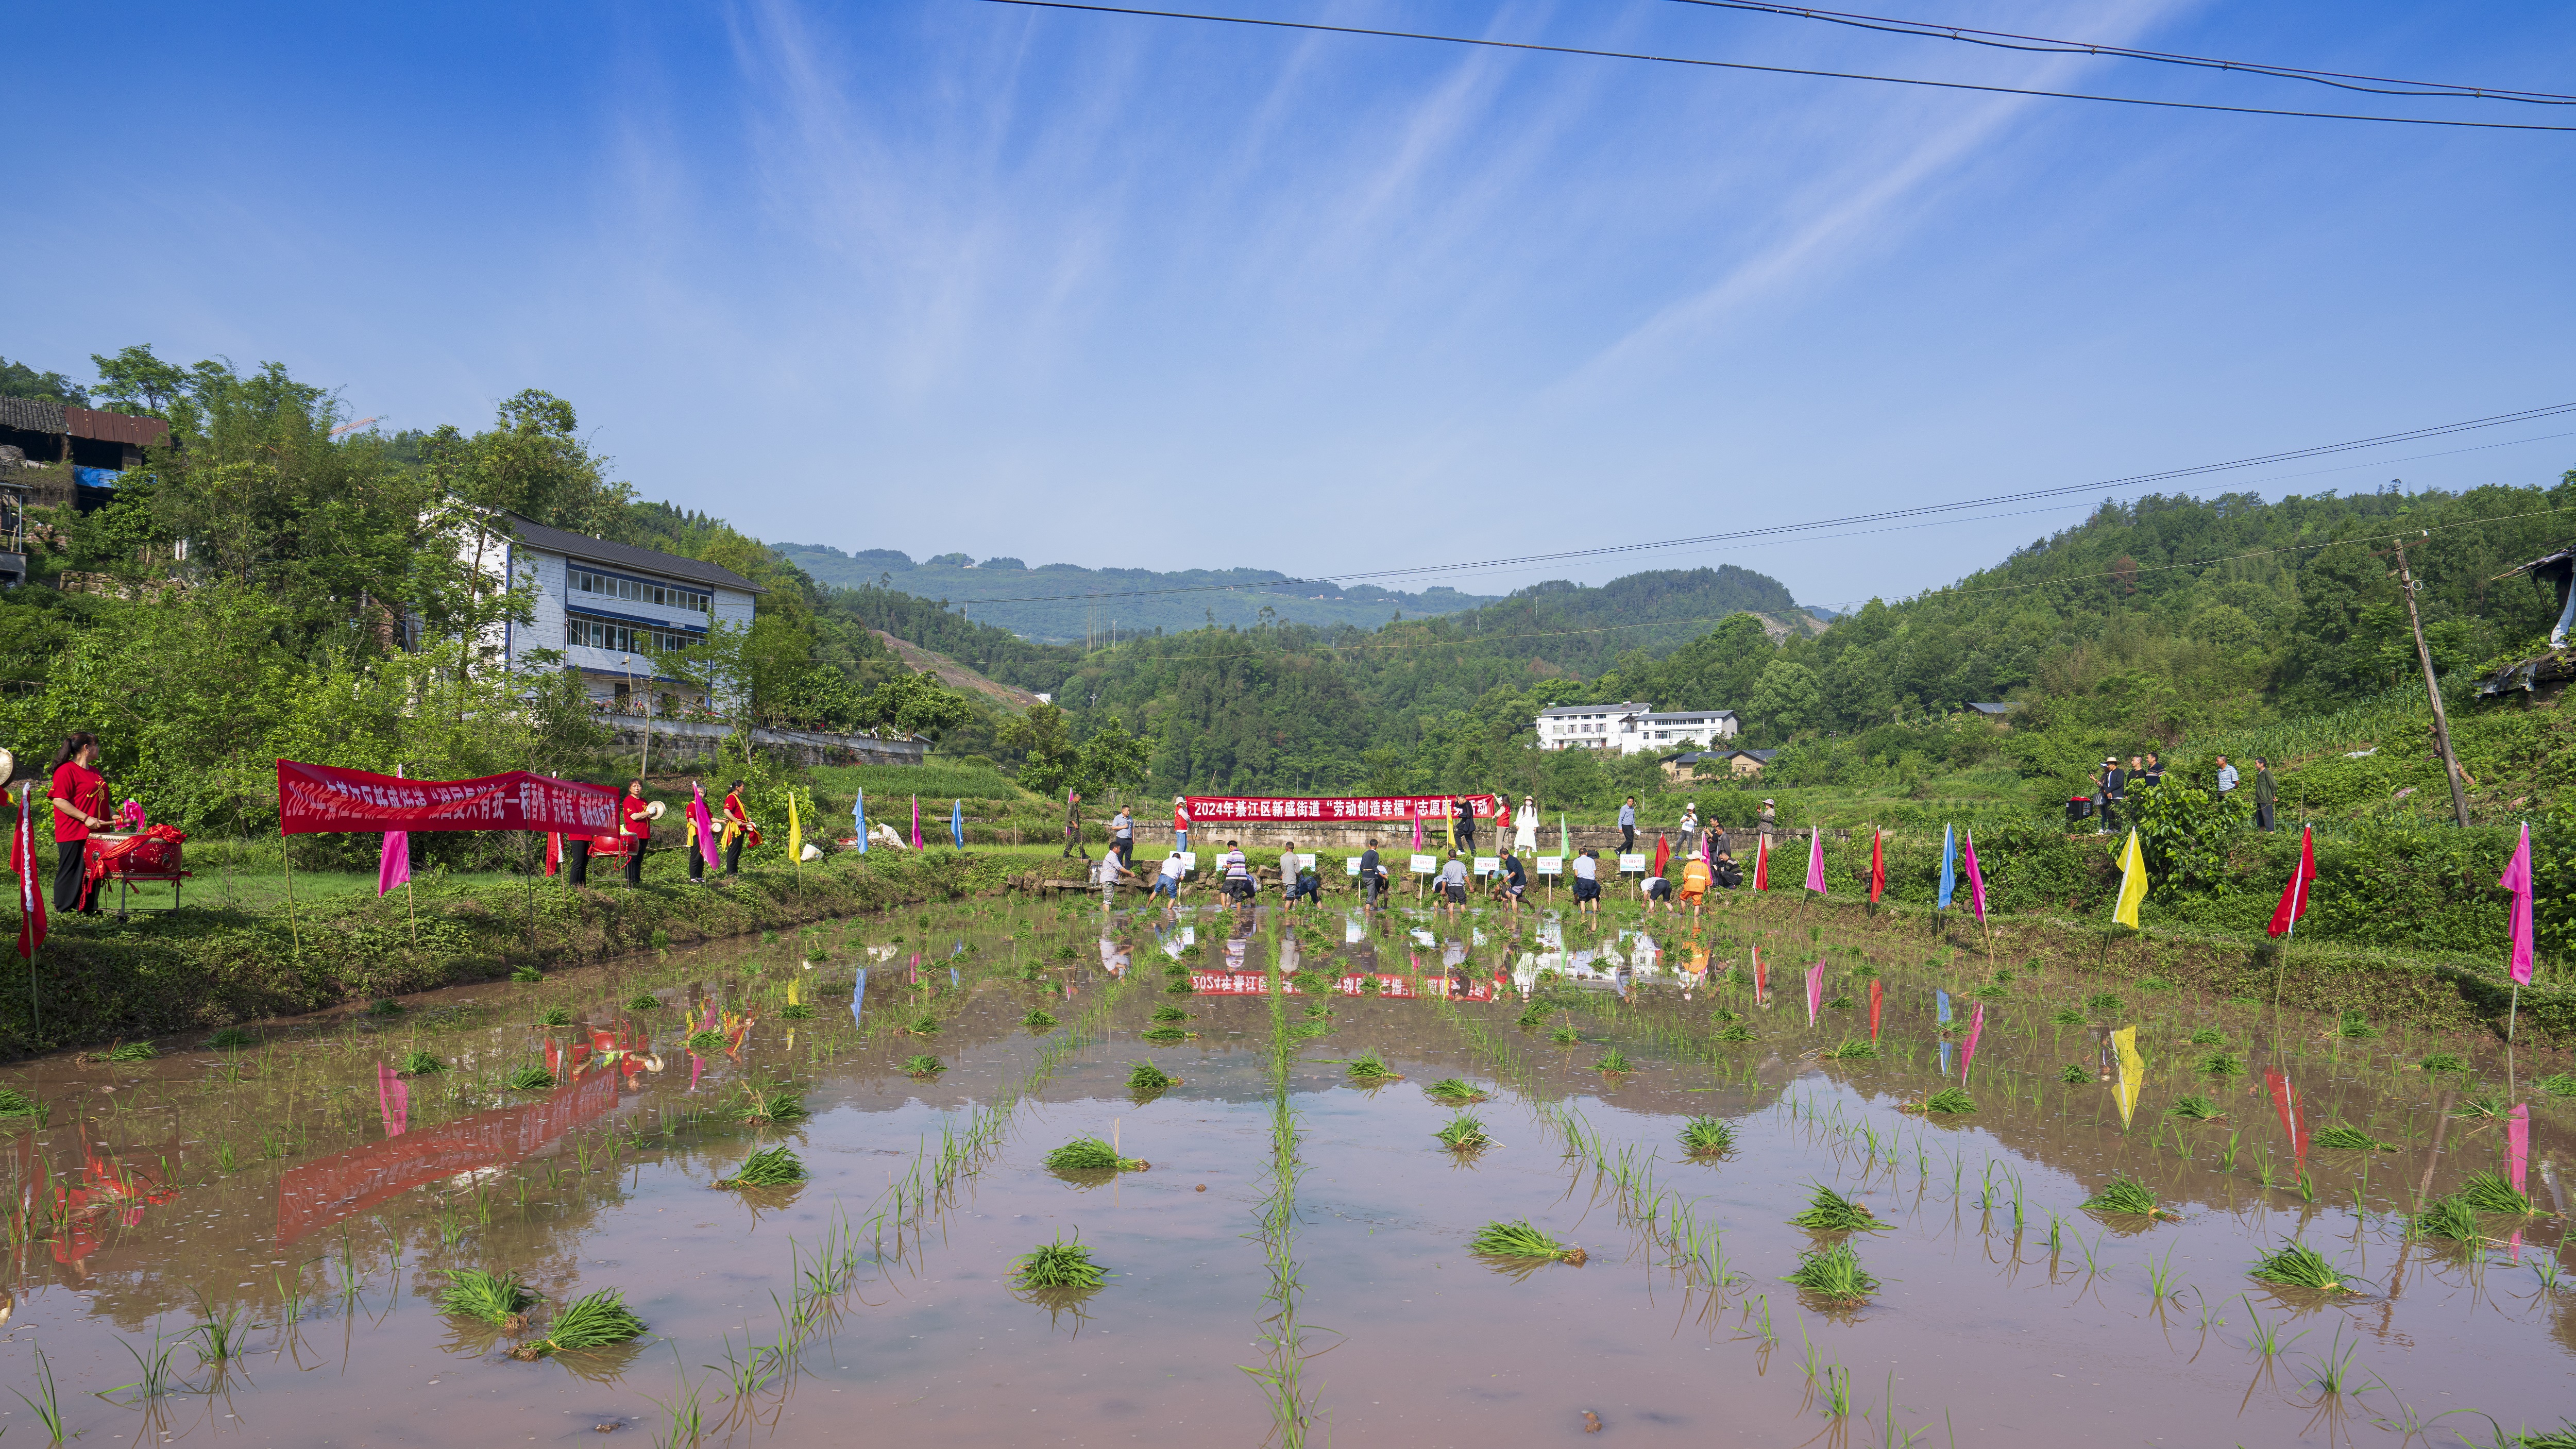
(1618, 796, 1637, 854)
(1172, 796, 1192, 853)
(1111, 805, 1134, 867)
(619, 779, 652, 886)
(1757, 799, 1776, 840)
(1678, 801, 1700, 855)
(2253, 758, 2277, 831)
(2216, 756, 2240, 797)
(2140, 752, 2163, 790)
(1062, 790, 1089, 860)
(2104, 755, 2130, 833)
(46, 732, 108, 914)
(1454, 797, 1478, 853)
(1515, 797, 1540, 855)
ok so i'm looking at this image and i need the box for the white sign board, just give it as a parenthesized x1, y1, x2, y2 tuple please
(1535, 856, 1564, 875)
(1618, 854, 1647, 873)
(1180, 851, 1198, 872)
(1345, 856, 1362, 875)
(1297, 853, 1316, 869)
(1410, 854, 1438, 874)
(1473, 855, 1499, 877)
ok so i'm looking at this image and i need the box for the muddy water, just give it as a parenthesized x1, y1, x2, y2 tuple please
(1, 897, 2570, 1447)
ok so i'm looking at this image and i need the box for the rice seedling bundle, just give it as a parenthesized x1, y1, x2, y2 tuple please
(685, 1030, 727, 1055)
(717, 1146, 806, 1188)
(536, 1007, 574, 1027)
(511, 965, 546, 984)
(1347, 1051, 1400, 1083)
(2458, 1171, 2535, 1217)
(1710, 1008, 1743, 1024)
(515, 1290, 647, 1358)
(100, 1040, 158, 1062)
(1828, 993, 1859, 1008)
(1973, 985, 2010, 1002)
(2052, 1008, 2088, 1025)
(1784, 1243, 1878, 1302)
(1513, 1002, 1550, 1029)
(437, 1269, 536, 1327)
(1593, 1048, 1634, 1075)
(1548, 1024, 1582, 1046)
(1679, 1117, 1734, 1155)
(1467, 1219, 1585, 1265)
(2535, 1072, 2576, 1099)
(906, 1014, 942, 1036)
(2081, 1175, 2176, 1220)
(1789, 1185, 1887, 1234)
(626, 995, 662, 1012)
(2453, 1089, 2510, 1120)
(1912, 1087, 1976, 1116)
(1012, 1234, 1109, 1290)
(2056, 1065, 2090, 1085)
(1716, 1024, 1757, 1043)
(780, 1004, 816, 1020)
(2084, 992, 2124, 1015)
(1165, 977, 1196, 995)
(1425, 1078, 1487, 1104)
(0, 1087, 38, 1118)
(1141, 1026, 1194, 1044)
(737, 1085, 807, 1125)
(2188, 1027, 2225, 1046)
(903, 1054, 944, 1077)
(1435, 1114, 1494, 1151)
(1128, 1062, 1178, 1092)
(2167, 1095, 2224, 1121)
(2312, 1124, 2396, 1152)
(2411, 1195, 2484, 1243)
(1821, 1038, 1878, 1061)
(2416, 1052, 2467, 1074)
(2198, 1052, 2245, 1076)
(1021, 1007, 1059, 1030)
(505, 1066, 555, 1091)
(1043, 1136, 1145, 1172)
(2248, 1239, 2357, 1293)
(1150, 1005, 1190, 1023)
(2332, 1013, 2380, 1039)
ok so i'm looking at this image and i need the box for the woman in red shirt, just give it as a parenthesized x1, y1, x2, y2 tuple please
(619, 780, 652, 887)
(721, 780, 749, 876)
(47, 732, 109, 914)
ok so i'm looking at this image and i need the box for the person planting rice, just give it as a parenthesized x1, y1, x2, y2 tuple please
(1681, 853, 1711, 917)
(1154, 849, 1186, 904)
(1438, 850, 1470, 917)
(1358, 838, 1384, 909)
(1498, 851, 1528, 915)
(1095, 849, 1134, 907)
(1571, 848, 1601, 917)
(1643, 868, 1675, 914)
(1219, 840, 1255, 903)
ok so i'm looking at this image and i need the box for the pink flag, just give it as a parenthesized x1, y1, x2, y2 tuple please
(1411, 803, 1422, 849)
(1960, 1003, 1986, 1081)
(688, 783, 720, 870)
(2500, 821, 2534, 985)
(1804, 827, 1826, 895)
(912, 795, 922, 849)
(2510, 1102, 2530, 1193)
(1805, 959, 1824, 1025)
(376, 1061, 408, 1136)
(376, 829, 411, 897)
(1962, 829, 1988, 922)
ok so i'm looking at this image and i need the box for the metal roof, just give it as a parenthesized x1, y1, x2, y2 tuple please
(501, 513, 765, 594)
(1642, 710, 1735, 721)
(1536, 701, 1653, 717)
(0, 398, 171, 448)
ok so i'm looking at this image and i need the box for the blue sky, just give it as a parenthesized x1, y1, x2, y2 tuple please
(11, 1, 2574, 612)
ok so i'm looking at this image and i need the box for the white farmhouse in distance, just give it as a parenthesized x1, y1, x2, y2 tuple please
(1535, 702, 1738, 755)
(484, 512, 761, 715)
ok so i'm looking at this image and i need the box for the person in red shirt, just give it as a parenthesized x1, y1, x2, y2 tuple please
(46, 732, 108, 914)
(619, 780, 652, 887)
(721, 780, 750, 875)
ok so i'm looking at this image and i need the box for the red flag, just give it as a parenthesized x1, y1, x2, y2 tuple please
(2266, 825, 2316, 938)
(544, 832, 562, 877)
(1753, 835, 1769, 891)
(1868, 829, 1884, 903)
(1868, 978, 1883, 1041)
(1652, 833, 1670, 879)
(12, 788, 45, 961)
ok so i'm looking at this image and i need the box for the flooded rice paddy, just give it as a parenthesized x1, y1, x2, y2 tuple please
(1, 895, 2570, 1447)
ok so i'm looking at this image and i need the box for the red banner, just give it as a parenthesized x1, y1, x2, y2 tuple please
(276, 760, 620, 836)
(1183, 794, 1501, 824)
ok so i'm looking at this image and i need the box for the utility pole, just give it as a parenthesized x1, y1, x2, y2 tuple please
(2394, 533, 2471, 828)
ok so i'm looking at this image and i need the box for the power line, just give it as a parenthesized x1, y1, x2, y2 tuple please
(1660, 0, 2576, 106)
(979, 0, 2576, 132)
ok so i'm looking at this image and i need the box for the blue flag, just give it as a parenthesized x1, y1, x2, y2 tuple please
(1939, 1039, 1954, 1075)
(1936, 823, 1957, 911)
(851, 968, 867, 1028)
(1936, 987, 1952, 1025)
(951, 798, 964, 848)
(854, 788, 868, 855)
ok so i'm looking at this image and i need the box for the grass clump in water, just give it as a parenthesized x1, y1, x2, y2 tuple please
(1789, 1185, 1887, 1234)
(716, 1146, 806, 1188)
(207, 1027, 257, 1050)
(0, 1087, 38, 1119)
(2057, 1064, 2091, 1085)
(1679, 1117, 1735, 1156)
(1467, 1219, 1585, 1265)
(511, 965, 545, 984)
(2248, 1239, 2358, 1293)
(438, 1269, 536, 1327)
(737, 1083, 807, 1125)
(1022, 1008, 1059, 1030)
(2458, 1171, 2536, 1217)
(1128, 1061, 1178, 1094)
(2052, 1007, 2088, 1025)
(902, 1054, 943, 1077)
(2416, 1051, 2468, 1074)
(2534, 1072, 2576, 1099)
(2313, 1124, 2396, 1152)
(1907, 1087, 1976, 1116)
(2166, 1095, 2224, 1121)
(1784, 1243, 1879, 1302)
(905, 1014, 942, 1036)
(781, 1004, 816, 1021)
(1435, 1113, 1494, 1152)
(535, 1006, 573, 1027)
(2187, 1027, 2225, 1046)
(2332, 1012, 2380, 1039)
(1150, 1005, 1190, 1023)
(1425, 1078, 1488, 1104)
(2198, 1051, 2245, 1076)
(1043, 1136, 1145, 1172)
(504, 1066, 554, 1091)
(1592, 1048, 1635, 1075)
(1548, 1023, 1582, 1046)
(1820, 1038, 1878, 1061)
(98, 1040, 158, 1063)
(1715, 1023, 1757, 1043)
(626, 994, 662, 1012)
(2084, 991, 2124, 1016)
(399, 1050, 444, 1075)
(2081, 1175, 2177, 1220)
(1012, 1234, 1109, 1291)
(1346, 1051, 1400, 1084)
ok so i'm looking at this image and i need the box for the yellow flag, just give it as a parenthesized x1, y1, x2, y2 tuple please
(2112, 829, 2148, 929)
(787, 790, 803, 868)
(2112, 1025, 2144, 1127)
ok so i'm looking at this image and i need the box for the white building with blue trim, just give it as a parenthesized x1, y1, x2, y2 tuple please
(490, 512, 761, 715)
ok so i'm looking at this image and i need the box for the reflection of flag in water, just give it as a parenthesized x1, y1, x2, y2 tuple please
(851, 967, 867, 1029)
(2112, 1026, 2145, 1129)
(1868, 980, 1882, 1041)
(377, 1062, 408, 1137)
(2509, 1102, 2530, 1193)
(1960, 1003, 1985, 1082)
(1752, 946, 1765, 1000)
(1804, 960, 1824, 1025)
(278, 1070, 621, 1245)
(2265, 1068, 2305, 1159)
(1938, 1039, 1953, 1076)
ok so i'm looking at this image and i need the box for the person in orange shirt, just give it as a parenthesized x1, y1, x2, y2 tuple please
(1680, 853, 1712, 919)
(721, 780, 750, 875)
(47, 732, 109, 914)
(619, 780, 652, 887)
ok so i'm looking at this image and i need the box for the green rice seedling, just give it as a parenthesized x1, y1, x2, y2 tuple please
(1358, 975, 1383, 997)
(516, 1289, 647, 1358)
(1910, 1087, 1976, 1116)
(2084, 991, 2124, 1016)
(2167, 1095, 2224, 1121)
(717, 1146, 806, 1188)
(1150, 1005, 1189, 1023)
(1593, 1048, 1634, 1074)
(2249, 1239, 2358, 1293)
(1435, 1113, 1494, 1151)
(0, 1087, 39, 1119)
(1053, 942, 1078, 961)
(1141, 1025, 1197, 1044)
(536, 1006, 574, 1027)
(206, 1027, 257, 1050)
(2313, 1124, 2396, 1152)
(781, 1003, 816, 1020)
(1716, 1023, 1757, 1043)
(2052, 1007, 2088, 1025)
(2458, 1170, 2536, 1217)
(397, 1049, 443, 1074)
(1302, 1001, 1333, 1020)
(1467, 1219, 1585, 1265)
(1829, 992, 1860, 1008)
(1710, 1007, 1744, 1023)
(2412, 1194, 2484, 1243)
(438, 1268, 537, 1327)
(2535, 1073, 2576, 1099)
(511, 965, 545, 983)
(187, 1292, 249, 1362)
(2188, 1027, 2225, 1046)
(2081, 1175, 2178, 1220)
(1549, 1023, 1582, 1046)
(1783, 1243, 1878, 1302)
(1012, 1233, 1110, 1290)
(99, 1039, 157, 1062)
(1680, 1117, 1735, 1156)
(626, 993, 662, 1012)
(1166, 976, 1197, 995)
(2333, 1012, 2380, 1039)
(9, 1341, 64, 1441)
(1021, 1007, 1059, 1030)
(1821, 1037, 1879, 1060)
(1425, 1078, 1487, 1104)
(2416, 1051, 2468, 1074)
(2453, 1088, 2511, 1120)
(1973, 984, 2010, 1002)
(2057, 1064, 2090, 1085)
(505, 1065, 554, 1091)
(2220, 1131, 2240, 1170)
(906, 1013, 942, 1036)
(1044, 1136, 1145, 1172)
(902, 1054, 943, 1077)
(1789, 1185, 1888, 1234)
(737, 1083, 807, 1125)
(2198, 1051, 2245, 1077)
(1348, 1050, 1400, 1083)
(686, 1029, 727, 1054)
(1129, 1061, 1178, 1093)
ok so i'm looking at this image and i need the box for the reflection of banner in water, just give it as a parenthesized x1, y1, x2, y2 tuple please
(2112, 1027, 2144, 1128)
(2264, 1068, 2304, 1159)
(1177, 971, 1490, 1002)
(277, 1070, 622, 1246)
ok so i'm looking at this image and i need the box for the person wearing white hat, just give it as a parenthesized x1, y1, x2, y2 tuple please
(620, 780, 654, 886)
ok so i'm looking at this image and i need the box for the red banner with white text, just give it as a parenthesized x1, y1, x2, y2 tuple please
(1182, 794, 1502, 824)
(276, 760, 622, 836)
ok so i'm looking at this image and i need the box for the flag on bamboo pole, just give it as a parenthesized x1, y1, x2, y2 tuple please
(1804, 827, 1826, 895)
(1936, 824, 1956, 910)
(853, 788, 867, 854)
(2111, 829, 2148, 929)
(1962, 829, 1987, 922)
(1867, 829, 1884, 903)
(911, 795, 922, 849)
(2266, 825, 2316, 937)
(2500, 820, 2535, 985)
(1753, 834, 1769, 890)
(544, 832, 561, 877)
(787, 790, 803, 867)
(10, 788, 41, 959)
(951, 799, 964, 849)
(1652, 833, 1670, 880)
(377, 827, 411, 896)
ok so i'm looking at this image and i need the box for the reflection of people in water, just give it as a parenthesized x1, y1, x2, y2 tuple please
(1097, 936, 1132, 976)
(45, 1136, 179, 1278)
